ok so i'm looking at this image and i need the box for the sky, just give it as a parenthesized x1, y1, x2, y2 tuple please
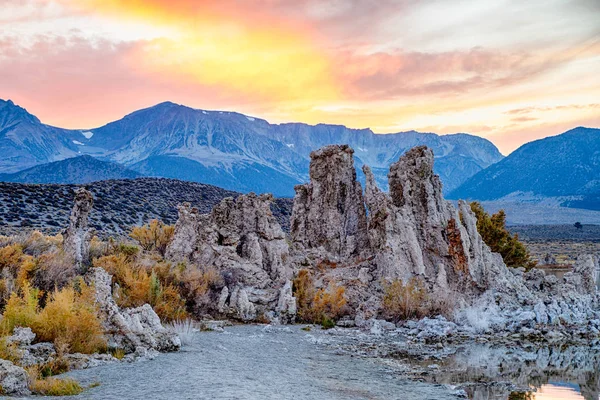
(1, 0, 599, 154)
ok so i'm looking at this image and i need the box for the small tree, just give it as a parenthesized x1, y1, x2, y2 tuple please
(469, 202, 536, 270)
(574, 222, 583, 230)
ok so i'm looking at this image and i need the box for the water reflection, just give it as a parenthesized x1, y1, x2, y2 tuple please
(531, 383, 586, 399)
(415, 343, 600, 400)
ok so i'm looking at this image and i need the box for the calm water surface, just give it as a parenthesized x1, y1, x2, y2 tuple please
(7, 325, 599, 400)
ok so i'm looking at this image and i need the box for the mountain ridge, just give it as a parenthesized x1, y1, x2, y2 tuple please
(1, 98, 503, 196)
(449, 127, 600, 201)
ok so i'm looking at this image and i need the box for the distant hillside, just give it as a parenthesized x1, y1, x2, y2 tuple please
(0, 155, 141, 184)
(0, 99, 504, 196)
(562, 193, 600, 211)
(449, 127, 600, 201)
(0, 178, 293, 237)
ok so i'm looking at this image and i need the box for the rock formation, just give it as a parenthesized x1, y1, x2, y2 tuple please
(62, 188, 94, 271)
(61, 188, 180, 354)
(88, 267, 181, 354)
(0, 359, 30, 396)
(291, 145, 369, 260)
(289, 144, 599, 330)
(166, 193, 293, 321)
(165, 143, 599, 332)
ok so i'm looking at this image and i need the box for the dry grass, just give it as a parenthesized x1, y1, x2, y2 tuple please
(1, 280, 106, 354)
(382, 278, 428, 321)
(166, 319, 197, 346)
(28, 374, 83, 396)
(293, 270, 347, 326)
(130, 220, 175, 256)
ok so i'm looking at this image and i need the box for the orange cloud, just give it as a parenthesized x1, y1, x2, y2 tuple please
(55, 0, 339, 103)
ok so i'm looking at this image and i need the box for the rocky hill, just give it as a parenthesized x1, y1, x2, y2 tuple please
(449, 127, 600, 201)
(0, 178, 293, 237)
(0, 155, 141, 184)
(0, 99, 503, 196)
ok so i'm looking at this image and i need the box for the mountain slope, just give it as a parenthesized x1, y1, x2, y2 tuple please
(0, 99, 504, 196)
(0, 155, 141, 184)
(0, 100, 86, 172)
(0, 178, 293, 237)
(449, 127, 600, 200)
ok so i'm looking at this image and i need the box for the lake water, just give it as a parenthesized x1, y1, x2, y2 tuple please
(13, 325, 599, 400)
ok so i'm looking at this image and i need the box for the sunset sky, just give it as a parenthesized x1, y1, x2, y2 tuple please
(1, 0, 599, 154)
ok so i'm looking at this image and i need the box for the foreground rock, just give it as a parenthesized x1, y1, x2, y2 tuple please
(291, 145, 369, 260)
(166, 193, 293, 322)
(89, 267, 181, 354)
(0, 359, 30, 396)
(164, 143, 599, 336)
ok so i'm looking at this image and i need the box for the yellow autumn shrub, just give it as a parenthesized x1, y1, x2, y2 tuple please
(0, 281, 106, 354)
(382, 278, 428, 321)
(293, 270, 347, 326)
(129, 220, 175, 256)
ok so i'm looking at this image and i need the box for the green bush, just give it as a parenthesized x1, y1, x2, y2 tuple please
(469, 202, 536, 270)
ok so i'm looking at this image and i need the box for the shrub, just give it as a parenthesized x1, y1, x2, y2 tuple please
(0, 337, 22, 364)
(0, 244, 25, 275)
(1, 281, 106, 354)
(293, 270, 347, 326)
(469, 202, 536, 270)
(1, 283, 40, 335)
(382, 278, 427, 321)
(32, 251, 78, 294)
(129, 220, 175, 256)
(28, 373, 83, 396)
(35, 282, 106, 354)
(96, 256, 187, 322)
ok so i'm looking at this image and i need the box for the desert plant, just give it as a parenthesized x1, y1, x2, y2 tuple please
(1, 283, 40, 335)
(293, 270, 347, 326)
(166, 319, 197, 346)
(382, 278, 428, 321)
(1, 281, 106, 354)
(129, 220, 175, 256)
(27, 368, 83, 396)
(35, 282, 107, 354)
(0, 337, 22, 364)
(469, 202, 536, 270)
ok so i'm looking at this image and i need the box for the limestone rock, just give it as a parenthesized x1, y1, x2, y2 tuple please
(0, 359, 30, 396)
(573, 254, 599, 294)
(276, 280, 297, 324)
(7, 327, 35, 346)
(19, 343, 56, 368)
(62, 188, 94, 271)
(228, 287, 257, 321)
(88, 267, 181, 354)
(291, 145, 369, 260)
(166, 193, 293, 321)
(165, 203, 200, 262)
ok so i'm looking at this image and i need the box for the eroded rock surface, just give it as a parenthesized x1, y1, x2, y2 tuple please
(166, 193, 294, 322)
(88, 267, 181, 354)
(290, 144, 599, 333)
(62, 188, 94, 271)
(0, 359, 30, 396)
(291, 145, 369, 260)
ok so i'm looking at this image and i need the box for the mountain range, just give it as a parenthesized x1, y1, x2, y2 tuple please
(1, 98, 599, 218)
(0, 99, 503, 196)
(449, 127, 600, 200)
